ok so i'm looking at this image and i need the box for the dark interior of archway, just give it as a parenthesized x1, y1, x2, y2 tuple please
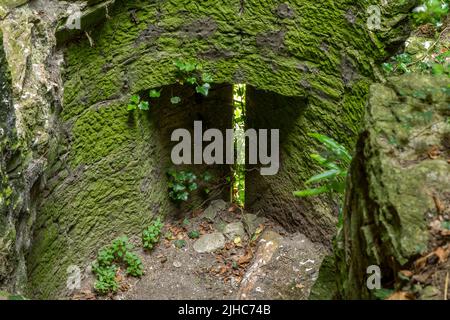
(139, 83, 309, 229)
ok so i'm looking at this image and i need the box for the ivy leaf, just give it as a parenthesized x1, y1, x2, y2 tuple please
(149, 89, 161, 98)
(188, 182, 198, 191)
(174, 60, 185, 70)
(382, 62, 394, 74)
(179, 192, 189, 201)
(172, 184, 186, 192)
(138, 101, 150, 110)
(127, 104, 137, 111)
(184, 62, 197, 72)
(196, 83, 211, 96)
(174, 239, 187, 249)
(186, 77, 197, 85)
(130, 94, 140, 104)
(171, 96, 181, 104)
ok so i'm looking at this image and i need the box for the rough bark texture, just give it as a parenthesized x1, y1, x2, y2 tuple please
(0, 0, 416, 298)
(311, 74, 450, 300)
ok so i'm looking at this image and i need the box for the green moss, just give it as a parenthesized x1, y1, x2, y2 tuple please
(70, 102, 134, 166)
(309, 254, 338, 300)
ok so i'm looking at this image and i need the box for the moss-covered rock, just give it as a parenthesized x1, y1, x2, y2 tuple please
(0, 27, 25, 294)
(329, 74, 449, 299)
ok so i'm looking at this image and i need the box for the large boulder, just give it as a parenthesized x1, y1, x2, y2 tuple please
(312, 73, 449, 299)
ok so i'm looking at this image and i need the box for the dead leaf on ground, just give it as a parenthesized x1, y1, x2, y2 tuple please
(219, 266, 228, 275)
(434, 246, 450, 263)
(386, 291, 415, 300)
(238, 249, 253, 266)
(427, 145, 441, 159)
(72, 290, 96, 300)
(432, 195, 445, 215)
(400, 270, 414, 278)
(415, 246, 450, 270)
(120, 282, 130, 292)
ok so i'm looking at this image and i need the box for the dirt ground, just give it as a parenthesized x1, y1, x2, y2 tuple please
(72, 202, 327, 300)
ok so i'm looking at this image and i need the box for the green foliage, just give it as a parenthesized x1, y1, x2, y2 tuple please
(173, 60, 213, 103)
(232, 84, 246, 207)
(442, 221, 450, 230)
(127, 94, 149, 111)
(382, 1, 449, 77)
(127, 59, 212, 110)
(110, 236, 133, 259)
(149, 89, 161, 98)
(294, 133, 352, 198)
(174, 239, 187, 249)
(92, 236, 144, 295)
(383, 51, 450, 76)
(373, 288, 395, 300)
(142, 218, 164, 250)
(167, 169, 198, 203)
(124, 252, 144, 277)
(92, 265, 118, 295)
(170, 96, 181, 104)
(413, 0, 449, 28)
(188, 230, 200, 239)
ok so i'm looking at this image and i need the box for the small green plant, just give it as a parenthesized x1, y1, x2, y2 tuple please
(383, 50, 450, 76)
(124, 252, 144, 277)
(373, 288, 395, 300)
(188, 230, 200, 239)
(172, 60, 213, 104)
(127, 94, 149, 111)
(127, 89, 161, 112)
(92, 265, 118, 295)
(174, 239, 187, 249)
(96, 247, 115, 267)
(110, 235, 133, 259)
(142, 218, 164, 250)
(382, 0, 449, 77)
(294, 133, 352, 198)
(413, 0, 449, 28)
(92, 236, 144, 295)
(167, 169, 198, 203)
(149, 89, 161, 98)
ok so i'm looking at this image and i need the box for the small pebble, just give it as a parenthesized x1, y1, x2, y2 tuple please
(173, 261, 182, 268)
